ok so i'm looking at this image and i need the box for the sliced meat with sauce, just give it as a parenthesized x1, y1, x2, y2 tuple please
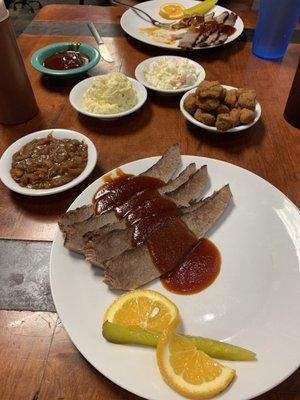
(175, 11, 237, 48)
(215, 11, 229, 24)
(140, 143, 181, 182)
(190, 14, 205, 27)
(82, 163, 197, 244)
(195, 20, 218, 45)
(165, 165, 208, 206)
(83, 166, 208, 267)
(178, 27, 202, 49)
(64, 162, 196, 253)
(197, 30, 219, 47)
(171, 14, 201, 29)
(213, 32, 229, 45)
(74, 165, 207, 255)
(84, 194, 210, 268)
(160, 162, 196, 195)
(60, 144, 181, 252)
(204, 12, 215, 22)
(104, 185, 232, 290)
(64, 162, 203, 254)
(180, 185, 232, 236)
(58, 143, 180, 235)
(224, 12, 237, 26)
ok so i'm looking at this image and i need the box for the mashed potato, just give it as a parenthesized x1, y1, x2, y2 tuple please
(83, 72, 137, 114)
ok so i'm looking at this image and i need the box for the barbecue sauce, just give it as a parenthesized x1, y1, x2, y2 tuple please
(161, 239, 221, 294)
(93, 174, 163, 214)
(116, 188, 181, 246)
(219, 24, 236, 36)
(43, 51, 89, 70)
(147, 217, 198, 274)
(93, 172, 220, 295)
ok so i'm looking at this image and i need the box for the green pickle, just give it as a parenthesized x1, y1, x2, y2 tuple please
(183, 0, 218, 16)
(102, 321, 256, 361)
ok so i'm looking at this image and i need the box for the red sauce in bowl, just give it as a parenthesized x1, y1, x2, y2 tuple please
(43, 51, 89, 70)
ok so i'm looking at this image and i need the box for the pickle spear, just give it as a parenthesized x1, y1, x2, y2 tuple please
(183, 0, 218, 16)
(102, 321, 256, 361)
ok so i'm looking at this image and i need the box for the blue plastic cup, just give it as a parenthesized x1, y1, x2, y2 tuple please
(252, 0, 300, 60)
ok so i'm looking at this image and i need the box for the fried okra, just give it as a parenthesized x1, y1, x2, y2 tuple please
(229, 108, 241, 127)
(219, 87, 227, 101)
(184, 93, 198, 115)
(216, 113, 234, 131)
(224, 89, 238, 109)
(194, 109, 216, 126)
(215, 104, 230, 115)
(237, 88, 256, 97)
(196, 80, 224, 99)
(190, 81, 258, 131)
(240, 108, 255, 124)
(238, 89, 256, 110)
(196, 97, 220, 111)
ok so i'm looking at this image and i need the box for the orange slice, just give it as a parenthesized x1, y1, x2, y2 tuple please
(157, 327, 236, 399)
(159, 3, 186, 20)
(103, 289, 179, 332)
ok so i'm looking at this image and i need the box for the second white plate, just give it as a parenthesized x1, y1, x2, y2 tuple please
(120, 0, 244, 50)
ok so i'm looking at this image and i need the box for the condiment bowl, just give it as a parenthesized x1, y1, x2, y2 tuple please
(31, 42, 100, 78)
(69, 75, 148, 120)
(135, 56, 206, 95)
(0, 129, 97, 196)
(180, 85, 262, 133)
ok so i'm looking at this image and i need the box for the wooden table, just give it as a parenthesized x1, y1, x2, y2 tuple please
(0, 3, 299, 399)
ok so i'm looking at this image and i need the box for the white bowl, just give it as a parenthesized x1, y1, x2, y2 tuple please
(180, 85, 262, 133)
(135, 55, 206, 95)
(0, 129, 97, 196)
(69, 75, 147, 120)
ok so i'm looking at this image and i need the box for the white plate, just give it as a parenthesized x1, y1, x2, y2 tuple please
(135, 56, 206, 95)
(50, 155, 300, 400)
(0, 129, 97, 196)
(180, 85, 261, 133)
(120, 0, 244, 50)
(69, 76, 147, 120)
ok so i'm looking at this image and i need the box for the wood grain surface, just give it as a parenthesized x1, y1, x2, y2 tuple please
(0, 311, 57, 399)
(0, 5, 299, 399)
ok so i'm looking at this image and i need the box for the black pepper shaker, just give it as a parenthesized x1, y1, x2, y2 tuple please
(284, 60, 300, 129)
